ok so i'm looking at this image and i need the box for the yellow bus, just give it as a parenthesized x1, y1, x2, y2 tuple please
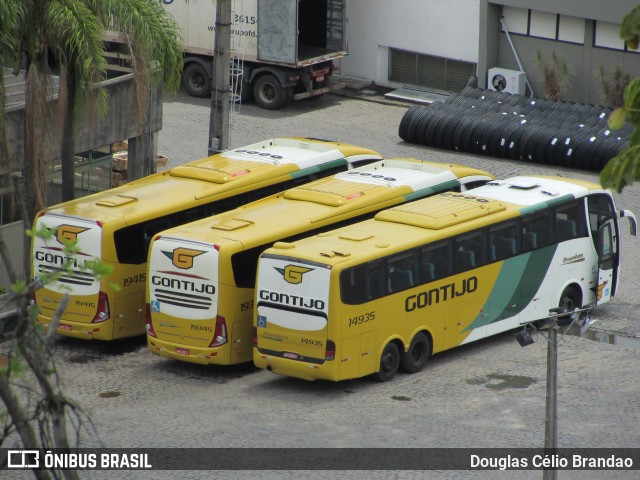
(31, 137, 382, 340)
(253, 176, 637, 381)
(145, 159, 493, 364)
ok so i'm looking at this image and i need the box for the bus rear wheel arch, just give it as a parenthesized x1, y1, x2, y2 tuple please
(400, 332, 431, 373)
(373, 341, 400, 382)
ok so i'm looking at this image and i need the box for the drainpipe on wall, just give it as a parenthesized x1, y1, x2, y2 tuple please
(500, 15, 534, 98)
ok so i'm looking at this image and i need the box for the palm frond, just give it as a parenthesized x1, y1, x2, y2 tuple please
(46, 0, 109, 118)
(109, 0, 183, 92)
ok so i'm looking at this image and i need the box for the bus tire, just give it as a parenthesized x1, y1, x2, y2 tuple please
(400, 332, 430, 373)
(558, 286, 581, 324)
(373, 342, 400, 382)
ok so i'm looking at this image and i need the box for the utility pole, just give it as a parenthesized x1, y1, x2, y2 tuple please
(208, 0, 231, 155)
(543, 323, 558, 480)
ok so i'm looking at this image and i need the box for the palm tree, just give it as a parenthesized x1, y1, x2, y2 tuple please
(0, 2, 182, 475)
(1, 0, 183, 222)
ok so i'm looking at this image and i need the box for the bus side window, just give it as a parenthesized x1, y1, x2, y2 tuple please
(555, 201, 587, 242)
(340, 265, 367, 305)
(366, 260, 385, 300)
(455, 230, 487, 272)
(489, 221, 519, 261)
(340, 261, 386, 305)
(522, 211, 554, 250)
(420, 241, 452, 282)
(387, 251, 418, 293)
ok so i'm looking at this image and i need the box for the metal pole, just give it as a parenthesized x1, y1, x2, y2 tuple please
(209, 0, 231, 155)
(543, 324, 558, 480)
(499, 16, 534, 97)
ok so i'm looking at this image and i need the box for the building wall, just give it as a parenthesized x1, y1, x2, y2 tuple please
(341, 0, 639, 106)
(340, 0, 480, 87)
(2, 74, 161, 174)
(479, 1, 640, 105)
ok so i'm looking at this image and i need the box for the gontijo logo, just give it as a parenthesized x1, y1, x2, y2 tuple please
(162, 248, 206, 269)
(56, 225, 89, 244)
(275, 265, 314, 284)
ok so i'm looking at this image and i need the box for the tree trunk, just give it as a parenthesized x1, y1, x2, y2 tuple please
(61, 74, 76, 202)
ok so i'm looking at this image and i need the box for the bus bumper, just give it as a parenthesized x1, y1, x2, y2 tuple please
(254, 352, 337, 381)
(37, 315, 112, 340)
(147, 335, 238, 365)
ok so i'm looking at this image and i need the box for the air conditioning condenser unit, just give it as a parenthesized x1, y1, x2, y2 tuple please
(488, 67, 526, 95)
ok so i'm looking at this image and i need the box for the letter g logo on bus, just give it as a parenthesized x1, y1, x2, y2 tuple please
(275, 265, 314, 284)
(56, 225, 89, 244)
(162, 248, 206, 269)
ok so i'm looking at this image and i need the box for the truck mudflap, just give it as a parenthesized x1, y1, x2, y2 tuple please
(293, 81, 346, 100)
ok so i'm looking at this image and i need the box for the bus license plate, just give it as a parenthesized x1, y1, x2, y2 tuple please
(176, 348, 189, 356)
(58, 324, 72, 331)
(283, 351, 300, 360)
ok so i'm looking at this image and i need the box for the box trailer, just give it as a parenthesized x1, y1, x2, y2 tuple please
(141, 0, 347, 109)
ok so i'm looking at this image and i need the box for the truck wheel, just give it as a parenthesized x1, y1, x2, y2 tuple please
(183, 63, 211, 98)
(253, 74, 291, 110)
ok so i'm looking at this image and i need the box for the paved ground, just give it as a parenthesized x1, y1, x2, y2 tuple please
(4, 89, 640, 479)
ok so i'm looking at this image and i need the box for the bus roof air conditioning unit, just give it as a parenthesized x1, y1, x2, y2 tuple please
(488, 67, 525, 95)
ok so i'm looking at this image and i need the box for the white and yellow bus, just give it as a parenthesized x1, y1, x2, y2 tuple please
(146, 159, 493, 364)
(253, 176, 637, 381)
(32, 137, 382, 340)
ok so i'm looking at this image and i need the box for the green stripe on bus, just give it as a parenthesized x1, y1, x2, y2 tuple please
(465, 245, 557, 330)
(519, 194, 575, 215)
(290, 159, 348, 178)
(404, 180, 460, 201)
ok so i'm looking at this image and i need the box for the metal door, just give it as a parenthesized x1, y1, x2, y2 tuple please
(257, 0, 297, 64)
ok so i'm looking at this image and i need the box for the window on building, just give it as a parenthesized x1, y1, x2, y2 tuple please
(502, 8, 584, 45)
(558, 15, 585, 44)
(530, 10, 557, 40)
(501, 6, 528, 35)
(595, 21, 624, 50)
(594, 21, 639, 52)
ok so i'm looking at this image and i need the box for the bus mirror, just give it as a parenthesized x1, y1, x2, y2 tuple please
(619, 209, 637, 236)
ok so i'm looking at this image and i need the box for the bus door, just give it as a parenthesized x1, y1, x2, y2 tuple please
(595, 219, 618, 304)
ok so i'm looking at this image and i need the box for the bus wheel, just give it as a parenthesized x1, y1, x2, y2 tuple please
(400, 332, 430, 373)
(558, 286, 581, 324)
(373, 342, 400, 382)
